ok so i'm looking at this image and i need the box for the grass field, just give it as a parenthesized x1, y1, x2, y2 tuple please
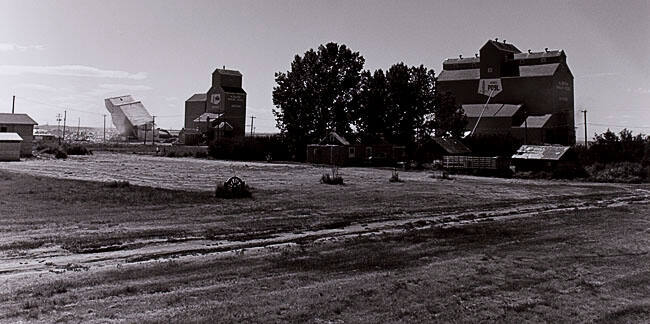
(0, 153, 648, 323)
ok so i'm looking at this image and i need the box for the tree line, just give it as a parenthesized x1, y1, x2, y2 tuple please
(272, 42, 466, 159)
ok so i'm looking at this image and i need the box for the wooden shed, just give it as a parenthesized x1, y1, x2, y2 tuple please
(0, 113, 37, 156)
(0, 132, 23, 161)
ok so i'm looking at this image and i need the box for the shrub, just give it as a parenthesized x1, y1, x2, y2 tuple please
(165, 151, 177, 158)
(389, 169, 402, 182)
(586, 162, 648, 183)
(321, 167, 344, 185)
(194, 151, 208, 158)
(36, 143, 67, 159)
(64, 144, 92, 155)
(54, 150, 68, 159)
(215, 176, 252, 198)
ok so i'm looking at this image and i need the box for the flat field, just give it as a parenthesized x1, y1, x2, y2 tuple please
(0, 153, 648, 323)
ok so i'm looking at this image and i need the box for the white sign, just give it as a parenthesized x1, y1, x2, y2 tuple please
(478, 79, 502, 97)
(210, 93, 221, 105)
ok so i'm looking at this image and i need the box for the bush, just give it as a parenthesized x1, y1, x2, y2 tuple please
(194, 151, 208, 158)
(165, 151, 177, 158)
(64, 144, 92, 155)
(215, 176, 252, 198)
(389, 169, 402, 182)
(54, 150, 68, 159)
(321, 167, 344, 185)
(586, 162, 648, 183)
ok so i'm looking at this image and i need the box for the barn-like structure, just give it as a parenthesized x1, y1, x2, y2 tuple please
(438, 39, 575, 145)
(0, 113, 37, 156)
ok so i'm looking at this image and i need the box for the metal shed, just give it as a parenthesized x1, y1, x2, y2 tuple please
(0, 132, 23, 161)
(511, 145, 573, 171)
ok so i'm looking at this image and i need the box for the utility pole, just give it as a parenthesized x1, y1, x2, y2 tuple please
(12, 95, 15, 114)
(152, 115, 156, 145)
(581, 109, 588, 148)
(56, 113, 62, 145)
(62, 110, 67, 144)
(524, 108, 528, 145)
(250, 115, 256, 136)
(77, 117, 80, 136)
(103, 114, 106, 142)
(143, 123, 147, 145)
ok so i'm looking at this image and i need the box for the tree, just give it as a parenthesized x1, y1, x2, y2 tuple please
(355, 69, 388, 143)
(429, 91, 467, 138)
(272, 43, 365, 159)
(382, 63, 436, 148)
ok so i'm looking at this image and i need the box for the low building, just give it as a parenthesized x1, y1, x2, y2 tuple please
(511, 145, 573, 171)
(306, 131, 406, 166)
(0, 132, 23, 161)
(0, 113, 38, 156)
(416, 137, 471, 162)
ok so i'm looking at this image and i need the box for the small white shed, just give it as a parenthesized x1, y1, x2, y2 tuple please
(0, 132, 23, 161)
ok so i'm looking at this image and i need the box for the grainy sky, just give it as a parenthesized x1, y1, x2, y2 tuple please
(1, 0, 648, 138)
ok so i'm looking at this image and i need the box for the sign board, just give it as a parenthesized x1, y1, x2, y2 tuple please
(478, 79, 502, 97)
(210, 93, 221, 105)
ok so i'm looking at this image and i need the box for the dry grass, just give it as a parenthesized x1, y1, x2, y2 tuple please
(0, 154, 648, 322)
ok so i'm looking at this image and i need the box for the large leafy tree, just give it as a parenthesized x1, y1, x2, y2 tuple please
(272, 43, 365, 158)
(355, 69, 388, 143)
(429, 91, 467, 138)
(383, 63, 436, 147)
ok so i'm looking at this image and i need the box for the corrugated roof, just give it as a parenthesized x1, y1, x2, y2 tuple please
(0, 113, 38, 125)
(432, 137, 471, 154)
(519, 63, 559, 77)
(193, 113, 223, 122)
(437, 69, 480, 81)
(511, 145, 570, 161)
(186, 93, 207, 102)
(443, 57, 480, 64)
(462, 104, 522, 118)
(439, 63, 559, 81)
(0, 132, 23, 142)
(120, 102, 152, 126)
(514, 50, 563, 60)
(520, 114, 552, 128)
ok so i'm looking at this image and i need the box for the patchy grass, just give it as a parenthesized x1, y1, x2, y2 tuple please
(0, 156, 648, 323)
(0, 205, 647, 323)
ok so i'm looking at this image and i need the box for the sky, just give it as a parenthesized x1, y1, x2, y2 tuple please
(1, 0, 648, 139)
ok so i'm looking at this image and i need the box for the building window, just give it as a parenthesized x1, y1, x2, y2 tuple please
(348, 147, 355, 158)
(487, 67, 493, 73)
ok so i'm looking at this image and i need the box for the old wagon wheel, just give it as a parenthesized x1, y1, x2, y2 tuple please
(224, 176, 244, 192)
